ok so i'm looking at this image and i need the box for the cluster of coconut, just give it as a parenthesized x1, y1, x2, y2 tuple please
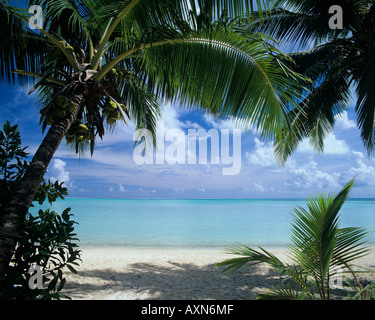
(106, 68, 127, 81)
(41, 95, 76, 125)
(102, 99, 126, 125)
(65, 122, 94, 144)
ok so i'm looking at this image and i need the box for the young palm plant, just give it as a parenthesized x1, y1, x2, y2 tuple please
(0, 0, 307, 277)
(242, 0, 375, 163)
(217, 179, 373, 300)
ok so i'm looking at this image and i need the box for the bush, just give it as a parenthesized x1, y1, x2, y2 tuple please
(0, 121, 81, 300)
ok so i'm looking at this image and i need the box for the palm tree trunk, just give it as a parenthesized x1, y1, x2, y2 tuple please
(0, 88, 85, 279)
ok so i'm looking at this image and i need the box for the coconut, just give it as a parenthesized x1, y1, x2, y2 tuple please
(76, 135, 85, 143)
(105, 100, 117, 111)
(46, 117, 54, 126)
(68, 102, 77, 113)
(109, 110, 121, 120)
(78, 124, 89, 134)
(55, 96, 69, 108)
(102, 108, 111, 116)
(55, 109, 66, 119)
(46, 112, 58, 125)
(106, 117, 116, 125)
(65, 135, 75, 143)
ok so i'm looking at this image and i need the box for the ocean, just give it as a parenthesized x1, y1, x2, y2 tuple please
(30, 198, 375, 249)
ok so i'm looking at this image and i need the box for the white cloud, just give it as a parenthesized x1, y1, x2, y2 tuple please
(253, 183, 266, 192)
(158, 102, 200, 132)
(49, 159, 70, 183)
(246, 138, 277, 167)
(344, 151, 375, 186)
(203, 114, 245, 131)
(283, 158, 341, 191)
(336, 111, 356, 130)
(297, 133, 350, 155)
(324, 134, 351, 155)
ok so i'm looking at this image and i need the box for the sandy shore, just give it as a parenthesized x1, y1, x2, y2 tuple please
(63, 246, 375, 300)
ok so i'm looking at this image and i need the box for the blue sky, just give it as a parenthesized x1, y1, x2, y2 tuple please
(1, 1, 374, 199)
(1, 82, 375, 199)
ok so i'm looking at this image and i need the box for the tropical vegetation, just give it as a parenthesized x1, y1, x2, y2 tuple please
(0, 0, 307, 277)
(242, 0, 375, 163)
(217, 179, 375, 300)
(0, 121, 81, 299)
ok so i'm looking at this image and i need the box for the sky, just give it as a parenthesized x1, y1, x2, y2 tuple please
(1, 1, 374, 199)
(1, 81, 375, 200)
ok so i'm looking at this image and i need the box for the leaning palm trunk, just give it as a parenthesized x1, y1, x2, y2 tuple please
(0, 89, 85, 278)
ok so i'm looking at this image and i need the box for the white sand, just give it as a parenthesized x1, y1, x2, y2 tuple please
(63, 246, 375, 300)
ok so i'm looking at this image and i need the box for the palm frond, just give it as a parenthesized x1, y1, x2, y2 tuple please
(0, 1, 47, 84)
(248, 8, 347, 49)
(273, 42, 354, 163)
(256, 284, 305, 300)
(117, 71, 162, 146)
(354, 48, 375, 156)
(289, 178, 356, 298)
(332, 227, 370, 267)
(216, 244, 286, 275)
(134, 29, 305, 142)
(217, 178, 372, 300)
(243, 1, 375, 160)
(90, 0, 279, 70)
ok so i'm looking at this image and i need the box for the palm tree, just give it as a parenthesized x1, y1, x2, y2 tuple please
(244, 0, 375, 163)
(217, 178, 373, 300)
(0, 0, 305, 278)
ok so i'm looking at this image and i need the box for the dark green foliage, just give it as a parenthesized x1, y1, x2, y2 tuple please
(0, 121, 81, 300)
(1, 207, 81, 300)
(246, 0, 375, 161)
(0, 121, 29, 212)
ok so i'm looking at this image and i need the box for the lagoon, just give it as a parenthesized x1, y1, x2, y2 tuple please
(30, 198, 375, 248)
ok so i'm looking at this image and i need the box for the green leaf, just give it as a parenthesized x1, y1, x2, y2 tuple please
(66, 264, 78, 274)
(48, 274, 59, 292)
(57, 277, 66, 292)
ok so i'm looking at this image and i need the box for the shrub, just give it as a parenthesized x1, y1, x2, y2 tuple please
(0, 121, 81, 299)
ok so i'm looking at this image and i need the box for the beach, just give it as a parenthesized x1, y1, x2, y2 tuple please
(63, 246, 375, 300)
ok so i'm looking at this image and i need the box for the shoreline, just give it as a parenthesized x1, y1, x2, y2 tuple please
(63, 245, 375, 300)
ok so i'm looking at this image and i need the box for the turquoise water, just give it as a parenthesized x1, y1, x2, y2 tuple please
(30, 198, 375, 248)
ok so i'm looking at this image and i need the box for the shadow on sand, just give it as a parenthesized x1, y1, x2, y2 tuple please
(63, 260, 287, 300)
